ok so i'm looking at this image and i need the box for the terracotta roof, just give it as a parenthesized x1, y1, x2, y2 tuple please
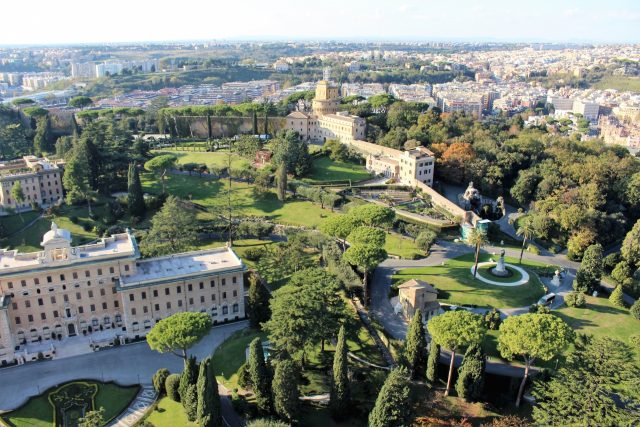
(397, 279, 437, 294)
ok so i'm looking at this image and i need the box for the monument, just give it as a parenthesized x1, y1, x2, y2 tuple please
(491, 249, 510, 277)
(551, 269, 561, 287)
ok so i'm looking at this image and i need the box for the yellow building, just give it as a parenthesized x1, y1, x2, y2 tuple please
(396, 279, 440, 322)
(0, 223, 246, 365)
(0, 156, 64, 211)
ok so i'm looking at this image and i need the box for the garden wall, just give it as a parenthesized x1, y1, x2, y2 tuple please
(416, 181, 480, 226)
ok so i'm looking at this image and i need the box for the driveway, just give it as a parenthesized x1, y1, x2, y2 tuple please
(0, 321, 248, 412)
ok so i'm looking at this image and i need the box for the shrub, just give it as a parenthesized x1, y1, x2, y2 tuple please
(609, 285, 626, 308)
(69, 215, 79, 224)
(153, 368, 170, 395)
(527, 244, 540, 255)
(564, 291, 586, 308)
(603, 253, 621, 273)
(237, 362, 252, 389)
(165, 374, 181, 401)
(611, 261, 633, 287)
(529, 304, 550, 314)
(415, 230, 437, 252)
(629, 335, 640, 347)
(483, 308, 502, 330)
(630, 299, 640, 320)
(82, 222, 92, 232)
(244, 247, 266, 262)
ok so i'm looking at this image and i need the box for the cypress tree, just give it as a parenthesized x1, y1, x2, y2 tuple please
(403, 309, 428, 379)
(247, 273, 271, 329)
(426, 343, 440, 384)
(197, 356, 222, 427)
(272, 359, 299, 423)
(127, 163, 145, 217)
(263, 112, 268, 136)
(455, 343, 486, 401)
(276, 164, 287, 202)
(179, 356, 198, 407)
(207, 114, 212, 140)
(183, 384, 198, 422)
(252, 110, 258, 135)
(609, 285, 625, 308)
(248, 337, 272, 414)
(368, 366, 411, 427)
(330, 325, 350, 418)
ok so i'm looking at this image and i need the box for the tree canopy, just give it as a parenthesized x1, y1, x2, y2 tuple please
(146, 312, 212, 359)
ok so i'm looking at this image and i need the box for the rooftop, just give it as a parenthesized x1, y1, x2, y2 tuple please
(398, 279, 438, 294)
(120, 246, 244, 287)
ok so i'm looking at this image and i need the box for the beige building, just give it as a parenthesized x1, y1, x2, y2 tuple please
(357, 140, 435, 186)
(396, 279, 440, 322)
(0, 156, 64, 212)
(0, 223, 245, 365)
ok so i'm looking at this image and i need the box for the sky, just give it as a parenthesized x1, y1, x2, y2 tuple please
(1, 0, 639, 45)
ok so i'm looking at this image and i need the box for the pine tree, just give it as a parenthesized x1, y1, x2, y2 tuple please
(183, 384, 198, 422)
(455, 343, 486, 401)
(426, 343, 440, 384)
(368, 366, 412, 427)
(248, 337, 272, 414)
(197, 356, 222, 427)
(609, 285, 625, 308)
(252, 110, 258, 135)
(330, 325, 350, 418)
(276, 164, 287, 202)
(127, 163, 145, 217)
(179, 356, 198, 408)
(272, 359, 299, 423)
(263, 112, 268, 136)
(247, 273, 271, 329)
(403, 309, 428, 379)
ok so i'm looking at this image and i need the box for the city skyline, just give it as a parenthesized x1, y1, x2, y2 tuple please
(1, 0, 639, 46)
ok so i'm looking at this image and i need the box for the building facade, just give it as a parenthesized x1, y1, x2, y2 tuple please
(0, 224, 246, 365)
(396, 279, 440, 322)
(0, 156, 64, 211)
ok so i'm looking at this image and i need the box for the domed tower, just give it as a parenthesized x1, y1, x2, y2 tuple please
(312, 80, 340, 116)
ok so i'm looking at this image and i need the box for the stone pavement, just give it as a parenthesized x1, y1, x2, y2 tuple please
(107, 385, 156, 427)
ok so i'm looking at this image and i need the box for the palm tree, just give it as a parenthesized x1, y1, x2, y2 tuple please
(516, 218, 536, 264)
(468, 227, 488, 278)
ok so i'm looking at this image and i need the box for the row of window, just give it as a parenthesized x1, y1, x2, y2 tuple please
(130, 290, 238, 315)
(126, 277, 236, 302)
(5, 266, 128, 289)
(14, 300, 120, 325)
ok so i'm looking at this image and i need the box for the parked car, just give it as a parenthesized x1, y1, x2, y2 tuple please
(537, 293, 557, 306)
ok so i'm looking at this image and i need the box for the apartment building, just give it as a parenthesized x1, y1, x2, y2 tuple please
(0, 156, 64, 211)
(0, 224, 246, 365)
(436, 92, 483, 118)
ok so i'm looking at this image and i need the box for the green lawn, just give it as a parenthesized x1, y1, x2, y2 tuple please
(1, 381, 139, 427)
(392, 253, 547, 309)
(592, 76, 640, 92)
(0, 211, 41, 235)
(476, 264, 524, 283)
(145, 397, 198, 427)
(151, 149, 248, 169)
(304, 156, 371, 183)
(384, 233, 424, 260)
(141, 172, 337, 228)
(212, 328, 269, 390)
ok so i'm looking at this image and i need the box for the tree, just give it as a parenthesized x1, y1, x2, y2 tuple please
(179, 355, 199, 406)
(330, 325, 350, 418)
(498, 313, 574, 407)
(263, 112, 268, 135)
(320, 215, 359, 249)
(63, 138, 95, 215)
(368, 366, 411, 427)
(630, 299, 640, 320)
(247, 273, 271, 329)
(426, 343, 440, 384)
(142, 196, 197, 256)
(342, 244, 387, 305)
(609, 285, 626, 307)
(516, 217, 536, 264)
(621, 219, 640, 268)
(197, 356, 222, 427)
(532, 337, 640, 426)
(166, 374, 182, 401)
(147, 312, 212, 359)
(78, 407, 105, 427)
(403, 309, 427, 379)
(252, 110, 259, 135)
(272, 359, 299, 423)
(564, 291, 586, 308)
(467, 227, 488, 278)
(573, 243, 603, 294)
(152, 368, 170, 395)
(69, 96, 93, 110)
(127, 163, 145, 217)
(183, 384, 198, 422)
(276, 163, 287, 202)
(347, 204, 395, 228)
(416, 229, 437, 252)
(144, 154, 177, 194)
(346, 226, 386, 247)
(427, 310, 486, 396)
(455, 343, 486, 402)
(248, 337, 273, 414)
(33, 115, 52, 155)
(10, 181, 25, 222)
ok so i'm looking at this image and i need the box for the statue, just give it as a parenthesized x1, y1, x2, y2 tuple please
(491, 249, 510, 277)
(551, 269, 561, 287)
(463, 181, 480, 203)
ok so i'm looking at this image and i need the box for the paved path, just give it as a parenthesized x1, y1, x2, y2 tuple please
(107, 384, 156, 427)
(0, 321, 248, 412)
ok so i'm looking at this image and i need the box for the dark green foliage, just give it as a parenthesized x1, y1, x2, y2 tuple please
(33, 115, 53, 155)
(630, 299, 640, 320)
(330, 325, 350, 418)
(142, 195, 197, 256)
(271, 130, 311, 177)
(248, 337, 273, 414)
(403, 309, 427, 379)
(573, 244, 603, 294)
(237, 362, 252, 389)
(165, 374, 181, 402)
(416, 229, 437, 252)
(183, 384, 198, 422)
(426, 343, 440, 384)
(483, 308, 502, 330)
(603, 252, 621, 273)
(152, 368, 170, 395)
(272, 359, 299, 423)
(611, 260, 633, 287)
(276, 164, 287, 202)
(179, 356, 199, 406)
(564, 291, 586, 308)
(127, 163, 145, 217)
(609, 285, 626, 307)
(252, 110, 258, 135)
(197, 356, 222, 427)
(247, 273, 271, 329)
(368, 366, 412, 427)
(455, 344, 486, 401)
(622, 219, 640, 268)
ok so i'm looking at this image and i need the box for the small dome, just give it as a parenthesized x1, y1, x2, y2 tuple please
(41, 222, 71, 246)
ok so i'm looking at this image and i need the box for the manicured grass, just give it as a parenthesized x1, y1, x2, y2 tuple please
(1, 381, 139, 427)
(384, 233, 424, 260)
(0, 211, 41, 235)
(145, 396, 198, 427)
(476, 264, 524, 283)
(304, 156, 371, 183)
(592, 76, 640, 92)
(212, 328, 269, 390)
(141, 172, 337, 227)
(151, 149, 248, 169)
(392, 253, 546, 309)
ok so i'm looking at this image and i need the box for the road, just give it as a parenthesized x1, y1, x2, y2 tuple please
(0, 320, 248, 421)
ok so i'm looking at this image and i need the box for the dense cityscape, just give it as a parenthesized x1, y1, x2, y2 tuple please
(0, 2, 639, 427)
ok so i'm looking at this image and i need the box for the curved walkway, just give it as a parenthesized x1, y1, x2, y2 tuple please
(471, 262, 530, 286)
